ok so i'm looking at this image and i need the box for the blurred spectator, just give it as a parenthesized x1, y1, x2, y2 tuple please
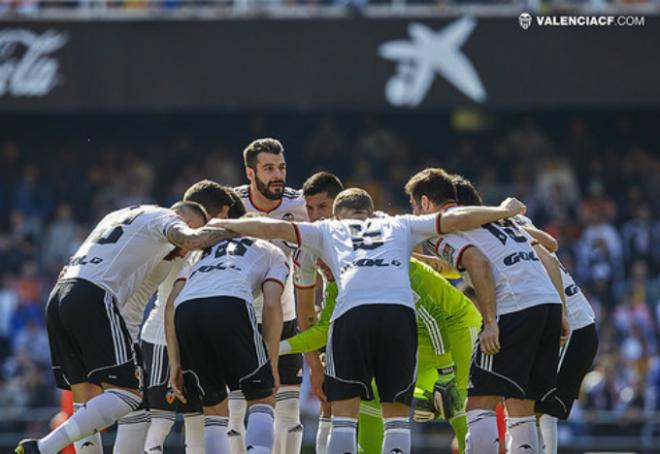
(41, 204, 78, 273)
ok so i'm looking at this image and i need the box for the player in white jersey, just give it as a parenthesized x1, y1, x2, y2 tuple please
(165, 230, 290, 454)
(211, 187, 526, 454)
(16, 202, 234, 454)
(232, 138, 309, 454)
(137, 181, 243, 454)
(405, 169, 570, 454)
(511, 214, 598, 454)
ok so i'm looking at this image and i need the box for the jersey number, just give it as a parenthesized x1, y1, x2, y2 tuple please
(349, 223, 384, 251)
(203, 238, 254, 259)
(482, 220, 527, 245)
(93, 208, 144, 245)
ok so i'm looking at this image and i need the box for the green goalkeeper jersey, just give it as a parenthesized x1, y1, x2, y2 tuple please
(284, 258, 479, 369)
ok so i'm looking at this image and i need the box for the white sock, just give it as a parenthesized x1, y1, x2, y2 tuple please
(38, 389, 140, 454)
(328, 417, 358, 454)
(465, 409, 499, 454)
(316, 416, 332, 454)
(144, 410, 176, 453)
(72, 403, 103, 454)
(382, 417, 411, 454)
(113, 409, 150, 454)
(228, 390, 247, 454)
(204, 415, 230, 454)
(245, 404, 275, 454)
(274, 386, 302, 454)
(184, 412, 205, 454)
(506, 416, 538, 454)
(539, 414, 558, 454)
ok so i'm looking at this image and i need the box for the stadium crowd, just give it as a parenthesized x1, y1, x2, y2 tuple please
(0, 112, 658, 445)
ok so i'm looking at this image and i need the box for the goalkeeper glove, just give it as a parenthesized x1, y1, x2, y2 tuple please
(433, 366, 463, 420)
(412, 390, 439, 422)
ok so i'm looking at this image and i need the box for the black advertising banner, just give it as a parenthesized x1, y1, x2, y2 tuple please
(0, 16, 658, 112)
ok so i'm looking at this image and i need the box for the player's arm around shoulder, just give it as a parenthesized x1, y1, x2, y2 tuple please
(166, 222, 235, 250)
(210, 217, 299, 244)
(439, 197, 526, 233)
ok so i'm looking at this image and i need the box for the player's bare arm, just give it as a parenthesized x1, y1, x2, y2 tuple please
(262, 280, 285, 391)
(164, 278, 187, 404)
(166, 224, 235, 250)
(439, 197, 526, 233)
(211, 217, 298, 244)
(459, 247, 500, 355)
(532, 243, 571, 345)
(296, 286, 318, 331)
(411, 252, 454, 275)
(521, 224, 559, 253)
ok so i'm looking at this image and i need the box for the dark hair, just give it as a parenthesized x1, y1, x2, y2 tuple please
(333, 188, 374, 215)
(404, 168, 456, 206)
(183, 180, 234, 217)
(303, 172, 344, 199)
(170, 200, 208, 224)
(224, 187, 247, 219)
(451, 174, 483, 206)
(243, 138, 284, 169)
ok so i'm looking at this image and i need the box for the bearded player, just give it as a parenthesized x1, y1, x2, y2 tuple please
(232, 138, 309, 454)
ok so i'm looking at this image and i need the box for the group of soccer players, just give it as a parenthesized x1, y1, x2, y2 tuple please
(16, 137, 598, 454)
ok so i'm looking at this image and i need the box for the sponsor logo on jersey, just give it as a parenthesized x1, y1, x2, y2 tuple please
(341, 258, 402, 274)
(565, 284, 580, 296)
(503, 251, 539, 266)
(69, 254, 103, 266)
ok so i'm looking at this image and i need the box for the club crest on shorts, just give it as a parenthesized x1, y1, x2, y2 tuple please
(166, 388, 176, 405)
(441, 244, 455, 263)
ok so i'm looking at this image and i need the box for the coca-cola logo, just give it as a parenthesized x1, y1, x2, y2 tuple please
(0, 29, 68, 97)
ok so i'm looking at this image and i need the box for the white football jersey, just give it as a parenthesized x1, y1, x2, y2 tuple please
(434, 207, 561, 316)
(62, 205, 184, 307)
(175, 237, 290, 307)
(514, 215, 596, 330)
(235, 185, 309, 322)
(294, 213, 441, 322)
(140, 256, 188, 345)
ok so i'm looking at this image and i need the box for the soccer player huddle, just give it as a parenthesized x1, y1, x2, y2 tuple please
(17, 138, 598, 454)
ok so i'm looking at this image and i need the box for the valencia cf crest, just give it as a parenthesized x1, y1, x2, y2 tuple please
(166, 388, 176, 405)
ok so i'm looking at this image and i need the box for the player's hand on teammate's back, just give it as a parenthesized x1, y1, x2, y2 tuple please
(480, 322, 500, 356)
(499, 197, 526, 216)
(560, 313, 571, 346)
(168, 363, 188, 404)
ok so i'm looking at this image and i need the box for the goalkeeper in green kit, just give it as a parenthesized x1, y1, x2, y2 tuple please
(281, 256, 481, 453)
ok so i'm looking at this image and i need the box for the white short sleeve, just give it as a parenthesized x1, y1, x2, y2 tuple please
(264, 247, 290, 289)
(150, 208, 186, 241)
(293, 248, 318, 289)
(397, 213, 442, 247)
(434, 233, 474, 270)
(293, 221, 325, 256)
